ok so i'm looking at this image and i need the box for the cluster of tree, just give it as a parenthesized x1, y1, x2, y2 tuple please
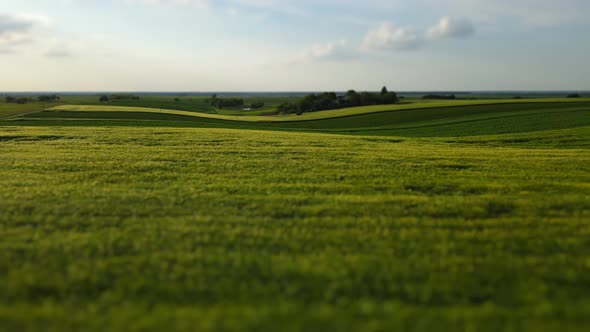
(38, 95, 61, 102)
(567, 93, 581, 98)
(110, 94, 140, 100)
(250, 100, 265, 109)
(277, 87, 399, 115)
(5, 95, 60, 104)
(5, 96, 32, 104)
(422, 94, 457, 100)
(99, 94, 141, 102)
(206, 94, 244, 109)
(277, 102, 301, 115)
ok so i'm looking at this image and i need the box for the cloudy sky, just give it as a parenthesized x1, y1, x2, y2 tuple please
(1, 0, 589, 91)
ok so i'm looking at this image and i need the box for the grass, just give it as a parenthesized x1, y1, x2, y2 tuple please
(1, 97, 590, 331)
(1, 124, 589, 331)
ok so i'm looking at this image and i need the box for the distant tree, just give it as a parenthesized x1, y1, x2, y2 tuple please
(345, 90, 361, 107)
(381, 86, 388, 95)
(567, 93, 581, 98)
(277, 102, 298, 114)
(174, 98, 180, 102)
(207, 94, 218, 106)
(360, 91, 378, 105)
(38, 95, 60, 102)
(315, 92, 339, 110)
(298, 94, 317, 112)
(251, 100, 265, 109)
(380, 91, 399, 104)
(99, 95, 109, 102)
(207, 96, 244, 109)
(5, 96, 16, 103)
(279, 87, 400, 115)
(422, 94, 456, 100)
(110, 94, 139, 100)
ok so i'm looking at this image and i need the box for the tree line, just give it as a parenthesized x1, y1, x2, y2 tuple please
(5, 95, 61, 104)
(99, 94, 140, 102)
(422, 94, 456, 100)
(206, 94, 265, 110)
(277, 87, 399, 115)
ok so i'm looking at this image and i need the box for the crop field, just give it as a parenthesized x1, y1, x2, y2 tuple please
(56, 95, 299, 116)
(1, 98, 590, 331)
(9, 99, 590, 138)
(38, 97, 590, 120)
(0, 95, 302, 119)
(0, 102, 49, 118)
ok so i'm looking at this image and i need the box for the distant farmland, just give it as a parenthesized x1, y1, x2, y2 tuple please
(13, 98, 590, 137)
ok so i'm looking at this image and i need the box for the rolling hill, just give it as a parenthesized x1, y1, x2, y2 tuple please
(9, 99, 590, 137)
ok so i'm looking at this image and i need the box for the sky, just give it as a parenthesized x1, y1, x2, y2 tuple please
(1, 0, 589, 91)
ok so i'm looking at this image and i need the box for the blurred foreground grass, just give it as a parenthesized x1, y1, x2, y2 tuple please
(0, 126, 589, 331)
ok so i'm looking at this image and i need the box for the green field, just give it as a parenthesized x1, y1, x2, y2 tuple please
(9, 99, 590, 138)
(41, 97, 590, 120)
(1, 95, 302, 118)
(0, 101, 49, 118)
(1, 97, 589, 331)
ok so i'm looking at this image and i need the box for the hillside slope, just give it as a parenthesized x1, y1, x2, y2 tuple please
(12, 101, 590, 137)
(1, 125, 589, 331)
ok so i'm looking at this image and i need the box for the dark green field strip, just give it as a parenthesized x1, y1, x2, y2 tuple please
(349, 109, 590, 137)
(330, 106, 590, 132)
(265, 102, 590, 129)
(440, 126, 590, 149)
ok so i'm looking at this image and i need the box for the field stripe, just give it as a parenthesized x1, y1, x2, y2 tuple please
(47, 98, 590, 123)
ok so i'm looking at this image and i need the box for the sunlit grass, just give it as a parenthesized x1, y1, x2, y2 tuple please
(0, 125, 589, 331)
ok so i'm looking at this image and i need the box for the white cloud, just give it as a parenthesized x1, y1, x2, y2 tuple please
(124, 0, 590, 29)
(136, 0, 590, 26)
(0, 13, 49, 36)
(427, 17, 475, 39)
(0, 13, 81, 58)
(45, 45, 73, 58)
(420, 0, 589, 26)
(231, 0, 309, 16)
(134, 0, 209, 8)
(295, 39, 355, 63)
(0, 13, 49, 53)
(362, 23, 421, 51)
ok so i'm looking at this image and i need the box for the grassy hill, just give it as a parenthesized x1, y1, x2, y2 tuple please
(0, 95, 301, 119)
(1, 97, 589, 331)
(10, 100, 590, 137)
(1, 124, 589, 331)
